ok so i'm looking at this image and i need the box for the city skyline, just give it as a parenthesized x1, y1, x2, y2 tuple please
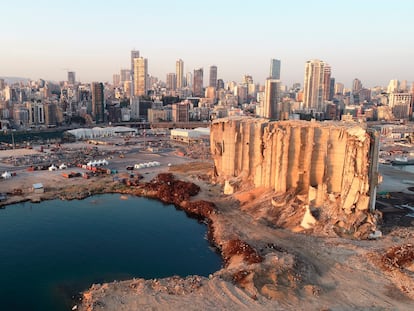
(1, 0, 413, 88)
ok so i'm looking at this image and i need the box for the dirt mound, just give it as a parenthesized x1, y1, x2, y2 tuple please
(222, 239, 263, 266)
(181, 200, 216, 218)
(144, 173, 200, 204)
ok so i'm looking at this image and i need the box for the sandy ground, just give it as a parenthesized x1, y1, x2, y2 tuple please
(1, 145, 413, 311)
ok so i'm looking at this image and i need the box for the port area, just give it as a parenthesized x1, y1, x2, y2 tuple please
(0, 136, 413, 311)
(0, 135, 208, 205)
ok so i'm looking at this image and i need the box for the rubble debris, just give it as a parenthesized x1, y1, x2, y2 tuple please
(222, 238, 263, 266)
(382, 244, 414, 270)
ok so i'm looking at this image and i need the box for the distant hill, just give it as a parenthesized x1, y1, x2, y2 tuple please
(0, 76, 30, 84)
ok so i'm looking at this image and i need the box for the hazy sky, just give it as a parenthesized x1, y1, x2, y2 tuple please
(1, 0, 413, 88)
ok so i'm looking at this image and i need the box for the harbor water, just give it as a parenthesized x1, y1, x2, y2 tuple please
(0, 194, 222, 310)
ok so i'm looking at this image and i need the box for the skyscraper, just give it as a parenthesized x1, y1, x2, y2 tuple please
(193, 68, 203, 97)
(186, 72, 193, 88)
(130, 50, 140, 96)
(387, 79, 399, 94)
(176, 59, 184, 89)
(335, 82, 344, 95)
(91, 82, 104, 123)
(68, 71, 76, 85)
(329, 77, 335, 101)
(322, 65, 331, 101)
(303, 59, 326, 110)
(120, 69, 131, 84)
(166, 73, 177, 91)
(113, 74, 120, 87)
(263, 78, 281, 119)
(209, 65, 217, 88)
(217, 79, 224, 90)
(352, 78, 362, 94)
(270, 59, 281, 79)
(133, 57, 148, 97)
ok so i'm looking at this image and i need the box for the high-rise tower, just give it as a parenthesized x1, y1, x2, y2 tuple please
(193, 68, 203, 97)
(263, 78, 281, 119)
(166, 73, 177, 91)
(209, 65, 217, 88)
(91, 82, 104, 123)
(130, 50, 140, 96)
(352, 78, 363, 94)
(133, 57, 148, 97)
(176, 59, 184, 89)
(270, 59, 281, 80)
(322, 65, 331, 101)
(303, 59, 326, 110)
(186, 72, 193, 88)
(67, 71, 76, 85)
(387, 79, 399, 94)
(120, 69, 130, 84)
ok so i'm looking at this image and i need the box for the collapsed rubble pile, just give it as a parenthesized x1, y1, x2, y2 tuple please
(382, 244, 414, 271)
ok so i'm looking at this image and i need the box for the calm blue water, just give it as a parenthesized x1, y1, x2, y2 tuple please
(0, 194, 222, 311)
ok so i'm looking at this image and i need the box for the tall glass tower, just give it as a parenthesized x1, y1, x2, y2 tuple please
(269, 59, 281, 79)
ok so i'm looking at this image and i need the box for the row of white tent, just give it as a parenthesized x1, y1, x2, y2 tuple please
(86, 159, 109, 167)
(134, 161, 161, 169)
(48, 164, 68, 171)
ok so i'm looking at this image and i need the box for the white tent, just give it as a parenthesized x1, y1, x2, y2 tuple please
(67, 126, 138, 139)
(1, 171, 11, 179)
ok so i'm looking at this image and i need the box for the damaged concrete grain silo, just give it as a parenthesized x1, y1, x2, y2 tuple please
(210, 116, 380, 238)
